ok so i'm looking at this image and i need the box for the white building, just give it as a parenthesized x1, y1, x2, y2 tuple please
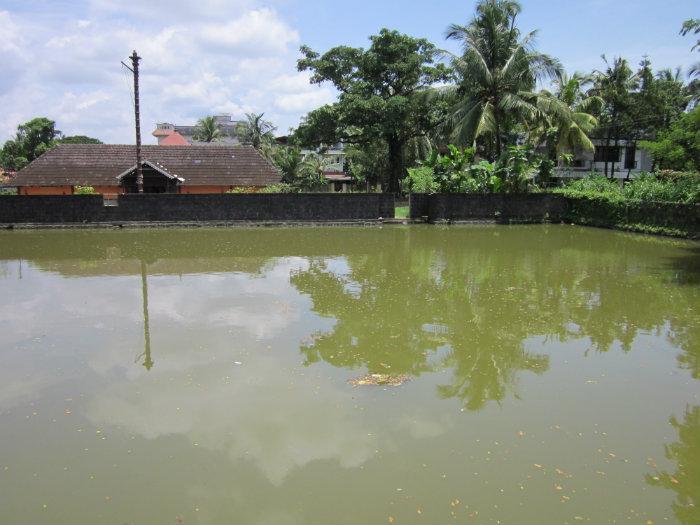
(301, 143, 353, 192)
(556, 139, 654, 179)
(153, 115, 242, 145)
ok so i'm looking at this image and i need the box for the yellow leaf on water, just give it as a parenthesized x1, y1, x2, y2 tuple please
(388, 517, 395, 524)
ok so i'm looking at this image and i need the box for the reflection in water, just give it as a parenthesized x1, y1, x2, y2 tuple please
(136, 260, 154, 371)
(291, 228, 700, 410)
(0, 226, 698, 525)
(647, 406, 700, 525)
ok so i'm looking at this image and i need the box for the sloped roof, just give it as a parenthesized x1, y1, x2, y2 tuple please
(159, 131, 190, 146)
(12, 144, 281, 187)
(117, 160, 184, 182)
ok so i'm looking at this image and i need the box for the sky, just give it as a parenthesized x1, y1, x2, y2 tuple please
(0, 0, 697, 144)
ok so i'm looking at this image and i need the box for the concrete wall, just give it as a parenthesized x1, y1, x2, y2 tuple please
(413, 193, 569, 222)
(0, 193, 395, 224)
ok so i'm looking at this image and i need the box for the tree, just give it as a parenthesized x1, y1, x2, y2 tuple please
(591, 56, 639, 177)
(441, 0, 562, 160)
(0, 117, 61, 170)
(529, 73, 601, 158)
(681, 19, 700, 101)
(59, 135, 103, 145)
(272, 146, 304, 184)
(193, 116, 222, 142)
(239, 113, 276, 150)
(297, 28, 450, 193)
(639, 106, 700, 171)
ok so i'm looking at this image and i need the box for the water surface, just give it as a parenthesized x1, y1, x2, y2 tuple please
(0, 225, 698, 525)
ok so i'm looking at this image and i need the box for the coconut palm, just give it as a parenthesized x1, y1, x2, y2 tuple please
(591, 56, 639, 176)
(441, 0, 562, 159)
(529, 73, 601, 155)
(193, 116, 222, 143)
(239, 113, 276, 150)
(273, 147, 304, 184)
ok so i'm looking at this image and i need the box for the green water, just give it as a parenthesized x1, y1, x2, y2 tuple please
(0, 225, 698, 525)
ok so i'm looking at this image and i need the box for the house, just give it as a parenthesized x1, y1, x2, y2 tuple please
(324, 171, 355, 193)
(300, 143, 353, 192)
(158, 131, 190, 146)
(9, 144, 281, 195)
(153, 115, 242, 145)
(556, 139, 654, 179)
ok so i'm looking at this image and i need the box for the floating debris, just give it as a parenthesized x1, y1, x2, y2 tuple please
(348, 374, 410, 387)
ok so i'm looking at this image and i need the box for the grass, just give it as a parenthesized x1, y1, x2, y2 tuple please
(395, 206, 409, 219)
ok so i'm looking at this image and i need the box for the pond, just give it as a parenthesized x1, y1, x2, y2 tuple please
(0, 225, 698, 525)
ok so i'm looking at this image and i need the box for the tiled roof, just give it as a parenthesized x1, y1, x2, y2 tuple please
(159, 131, 190, 146)
(12, 144, 281, 187)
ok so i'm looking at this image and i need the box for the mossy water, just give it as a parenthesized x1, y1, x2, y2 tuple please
(0, 225, 698, 525)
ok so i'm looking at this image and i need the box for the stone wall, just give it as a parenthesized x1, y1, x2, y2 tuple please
(0, 193, 395, 224)
(411, 193, 568, 222)
(408, 193, 699, 237)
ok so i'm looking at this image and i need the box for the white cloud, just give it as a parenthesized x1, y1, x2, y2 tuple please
(0, 3, 334, 143)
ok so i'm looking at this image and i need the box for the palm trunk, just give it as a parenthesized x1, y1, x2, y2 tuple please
(610, 134, 619, 180)
(494, 118, 502, 160)
(603, 129, 612, 178)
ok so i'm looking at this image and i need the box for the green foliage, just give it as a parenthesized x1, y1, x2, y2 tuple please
(74, 185, 97, 195)
(405, 166, 438, 193)
(268, 147, 330, 191)
(681, 18, 699, 87)
(623, 172, 700, 204)
(59, 136, 102, 145)
(640, 106, 700, 172)
(272, 147, 304, 184)
(441, 0, 562, 159)
(554, 172, 700, 204)
(345, 141, 389, 187)
(297, 154, 330, 190)
(0, 117, 61, 170)
(260, 183, 300, 193)
(558, 175, 621, 195)
(296, 28, 451, 192)
(495, 145, 537, 192)
(239, 113, 276, 150)
(406, 144, 541, 194)
(193, 116, 223, 142)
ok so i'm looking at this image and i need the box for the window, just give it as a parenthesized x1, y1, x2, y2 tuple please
(624, 147, 636, 170)
(594, 146, 620, 163)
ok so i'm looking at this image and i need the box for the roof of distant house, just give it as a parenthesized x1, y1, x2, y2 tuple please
(10, 144, 281, 187)
(324, 171, 353, 182)
(159, 131, 190, 146)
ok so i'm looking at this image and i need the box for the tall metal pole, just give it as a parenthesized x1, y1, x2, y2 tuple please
(130, 50, 143, 193)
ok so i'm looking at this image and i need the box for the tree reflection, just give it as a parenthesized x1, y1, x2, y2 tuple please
(646, 406, 700, 525)
(290, 227, 700, 409)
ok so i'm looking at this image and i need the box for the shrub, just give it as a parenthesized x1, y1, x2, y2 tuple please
(74, 185, 97, 195)
(554, 172, 700, 204)
(260, 183, 299, 193)
(405, 166, 438, 193)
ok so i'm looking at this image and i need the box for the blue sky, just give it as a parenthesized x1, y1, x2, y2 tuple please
(0, 0, 697, 143)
